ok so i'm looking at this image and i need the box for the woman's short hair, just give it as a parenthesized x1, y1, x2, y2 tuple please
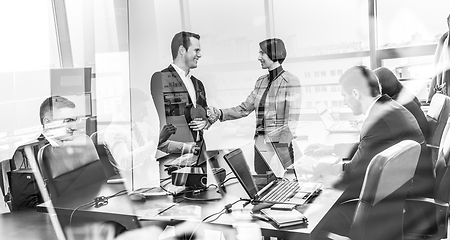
(259, 38, 287, 64)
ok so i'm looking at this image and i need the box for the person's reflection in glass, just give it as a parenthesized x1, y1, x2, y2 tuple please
(104, 88, 193, 170)
(104, 88, 159, 171)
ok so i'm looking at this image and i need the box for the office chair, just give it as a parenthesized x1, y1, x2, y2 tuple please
(426, 93, 450, 166)
(324, 140, 421, 240)
(37, 134, 107, 199)
(403, 117, 450, 240)
(90, 131, 119, 178)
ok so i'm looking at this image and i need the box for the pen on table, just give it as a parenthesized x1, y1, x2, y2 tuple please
(157, 203, 177, 215)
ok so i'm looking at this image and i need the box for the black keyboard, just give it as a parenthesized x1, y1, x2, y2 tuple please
(260, 181, 301, 203)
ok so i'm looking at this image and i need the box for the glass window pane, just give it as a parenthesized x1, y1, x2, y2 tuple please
(64, 0, 131, 133)
(377, 0, 450, 48)
(186, 0, 268, 135)
(273, 0, 370, 57)
(283, 57, 370, 114)
(189, 0, 266, 65)
(154, 1, 182, 66)
(382, 56, 434, 103)
(0, 1, 57, 143)
(0, 1, 59, 71)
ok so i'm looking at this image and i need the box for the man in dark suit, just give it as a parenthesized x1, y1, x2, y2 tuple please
(150, 31, 211, 145)
(306, 66, 435, 237)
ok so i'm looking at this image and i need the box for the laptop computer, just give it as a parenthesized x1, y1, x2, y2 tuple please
(315, 102, 359, 133)
(267, 140, 342, 176)
(223, 147, 321, 205)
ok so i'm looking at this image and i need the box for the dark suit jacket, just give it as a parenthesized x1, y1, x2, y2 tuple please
(401, 99, 430, 141)
(150, 65, 208, 140)
(338, 95, 435, 201)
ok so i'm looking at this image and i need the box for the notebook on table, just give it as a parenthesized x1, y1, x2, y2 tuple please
(260, 208, 307, 228)
(315, 101, 359, 133)
(223, 147, 321, 205)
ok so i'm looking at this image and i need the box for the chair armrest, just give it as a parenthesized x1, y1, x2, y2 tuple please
(326, 232, 351, 240)
(405, 197, 449, 239)
(427, 144, 440, 150)
(316, 231, 350, 240)
(340, 198, 359, 206)
(406, 197, 448, 208)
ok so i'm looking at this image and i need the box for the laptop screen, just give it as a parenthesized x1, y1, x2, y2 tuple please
(254, 145, 277, 183)
(223, 148, 259, 198)
(254, 144, 272, 175)
(315, 102, 335, 129)
(271, 143, 293, 170)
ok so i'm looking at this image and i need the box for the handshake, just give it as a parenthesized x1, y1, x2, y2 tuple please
(206, 106, 222, 125)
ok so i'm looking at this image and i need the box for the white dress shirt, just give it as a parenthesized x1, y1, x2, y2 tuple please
(171, 63, 197, 106)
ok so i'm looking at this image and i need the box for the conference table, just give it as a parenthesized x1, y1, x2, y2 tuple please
(36, 121, 360, 240)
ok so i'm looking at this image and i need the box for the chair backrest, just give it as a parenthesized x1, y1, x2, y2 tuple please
(434, 117, 450, 203)
(349, 140, 421, 240)
(90, 131, 119, 178)
(426, 93, 450, 146)
(37, 135, 107, 199)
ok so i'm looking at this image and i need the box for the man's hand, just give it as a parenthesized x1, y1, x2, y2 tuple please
(159, 123, 177, 145)
(304, 143, 334, 155)
(188, 118, 207, 131)
(206, 106, 221, 124)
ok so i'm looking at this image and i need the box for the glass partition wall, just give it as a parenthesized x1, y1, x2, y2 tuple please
(0, 0, 449, 231)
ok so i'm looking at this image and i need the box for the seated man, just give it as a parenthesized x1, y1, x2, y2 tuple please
(305, 66, 435, 236)
(7, 96, 80, 210)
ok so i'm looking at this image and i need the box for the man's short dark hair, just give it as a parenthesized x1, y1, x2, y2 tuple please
(171, 31, 201, 60)
(339, 65, 382, 97)
(39, 96, 76, 126)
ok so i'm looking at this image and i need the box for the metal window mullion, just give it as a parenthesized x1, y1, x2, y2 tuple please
(179, 0, 191, 31)
(368, 0, 378, 69)
(51, 0, 73, 68)
(264, 0, 275, 38)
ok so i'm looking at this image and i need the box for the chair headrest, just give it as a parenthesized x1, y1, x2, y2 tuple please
(360, 140, 421, 205)
(427, 94, 450, 121)
(42, 135, 100, 179)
